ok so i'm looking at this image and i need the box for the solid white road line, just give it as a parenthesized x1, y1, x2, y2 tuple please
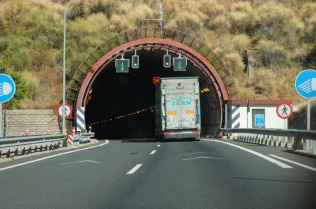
(126, 164, 142, 175)
(150, 150, 157, 155)
(0, 140, 109, 172)
(202, 139, 292, 169)
(269, 154, 316, 172)
(60, 160, 102, 165)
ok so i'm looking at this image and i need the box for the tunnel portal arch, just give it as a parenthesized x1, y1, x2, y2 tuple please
(66, 27, 239, 137)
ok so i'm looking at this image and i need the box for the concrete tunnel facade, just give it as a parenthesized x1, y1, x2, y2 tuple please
(65, 27, 239, 139)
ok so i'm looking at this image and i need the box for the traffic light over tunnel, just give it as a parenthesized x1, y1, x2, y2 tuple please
(132, 55, 140, 69)
(163, 54, 171, 68)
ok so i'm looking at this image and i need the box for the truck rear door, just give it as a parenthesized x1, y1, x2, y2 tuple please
(165, 92, 198, 130)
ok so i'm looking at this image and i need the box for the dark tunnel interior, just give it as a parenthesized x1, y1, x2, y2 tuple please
(85, 49, 218, 139)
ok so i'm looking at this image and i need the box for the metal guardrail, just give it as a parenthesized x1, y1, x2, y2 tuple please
(0, 132, 95, 159)
(218, 128, 316, 150)
(73, 132, 95, 144)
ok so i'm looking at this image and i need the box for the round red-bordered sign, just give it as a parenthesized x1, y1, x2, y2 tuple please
(276, 102, 293, 119)
(57, 103, 73, 119)
(152, 76, 161, 85)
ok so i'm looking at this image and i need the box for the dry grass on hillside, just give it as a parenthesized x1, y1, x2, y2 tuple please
(0, 0, 315, 108)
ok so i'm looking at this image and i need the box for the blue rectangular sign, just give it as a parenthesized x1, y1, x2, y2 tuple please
(255, 114, 264, 127)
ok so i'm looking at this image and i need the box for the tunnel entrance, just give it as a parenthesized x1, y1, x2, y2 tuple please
(86, 50, 215, 139)
(66, 28, 239, 139)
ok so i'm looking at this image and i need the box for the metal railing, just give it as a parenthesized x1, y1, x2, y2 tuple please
(0, 133, 95, 159)
(218, 128, 316, 151)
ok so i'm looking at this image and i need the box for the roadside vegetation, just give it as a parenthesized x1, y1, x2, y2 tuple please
(0, 0, 315, 109)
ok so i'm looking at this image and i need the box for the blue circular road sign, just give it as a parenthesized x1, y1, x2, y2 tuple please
(295, 69, 316, 99)
(0, 74, 16, 103)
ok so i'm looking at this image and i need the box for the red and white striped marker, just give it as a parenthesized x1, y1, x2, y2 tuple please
(67, 135, 73, 145)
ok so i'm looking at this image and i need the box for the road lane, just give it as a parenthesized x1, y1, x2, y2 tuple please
(0, 138, 315, 209)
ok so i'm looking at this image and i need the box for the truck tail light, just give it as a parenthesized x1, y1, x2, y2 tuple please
(192, 130, 200, 133)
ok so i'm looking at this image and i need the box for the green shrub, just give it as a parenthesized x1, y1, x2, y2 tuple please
(9, 48, 32, 71)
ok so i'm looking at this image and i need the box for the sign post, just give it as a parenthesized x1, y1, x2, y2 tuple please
(295, 69, 316, 129)
(295, 69, 316, 152)
(0, 74, 16, 137)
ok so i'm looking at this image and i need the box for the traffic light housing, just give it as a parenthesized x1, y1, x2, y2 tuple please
(131, 55, 140, 69)
(163, 54, 171, 68)
(115, 58, 130, 73)
(173, 57, 187, 71)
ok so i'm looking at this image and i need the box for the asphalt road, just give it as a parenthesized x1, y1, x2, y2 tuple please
(0, 138, 316, 209)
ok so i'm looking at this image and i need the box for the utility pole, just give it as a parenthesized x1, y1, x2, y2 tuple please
(62, 0, 75, 135)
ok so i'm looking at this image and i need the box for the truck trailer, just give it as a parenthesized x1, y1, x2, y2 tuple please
(155, 77, 201, 140)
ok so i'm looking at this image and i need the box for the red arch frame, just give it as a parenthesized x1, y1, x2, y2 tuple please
(75, 38, 229, 116)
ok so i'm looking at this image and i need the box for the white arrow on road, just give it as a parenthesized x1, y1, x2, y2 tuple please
(182, 156, 223, 161)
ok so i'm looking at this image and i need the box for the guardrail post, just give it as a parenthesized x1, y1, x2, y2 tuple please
(27, 145, 32, 154)
(284, 137, 288, 149)
(277, 136, 282, 147)
(263, 135, 266, 145)
(14, 146, 18, 156)
(273, 136, 276, 147)
(258, 134, 262, 144)
(44, 143, 48, 151)
(21, 146, 25, 155)
(49, 142, 53, 150)
(54, 141, 58, 149)
(6, 147, 10, 158)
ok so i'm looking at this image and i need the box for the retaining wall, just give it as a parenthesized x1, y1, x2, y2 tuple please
(1, 109, 60, 137)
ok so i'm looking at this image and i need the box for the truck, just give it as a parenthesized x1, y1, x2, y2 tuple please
(155, 77, 201, 141)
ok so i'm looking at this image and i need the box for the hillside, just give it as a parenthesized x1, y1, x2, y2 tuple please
(0, 0, 315, 109)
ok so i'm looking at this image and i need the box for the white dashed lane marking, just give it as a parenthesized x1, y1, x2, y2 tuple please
(126, 164, 143, 175)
